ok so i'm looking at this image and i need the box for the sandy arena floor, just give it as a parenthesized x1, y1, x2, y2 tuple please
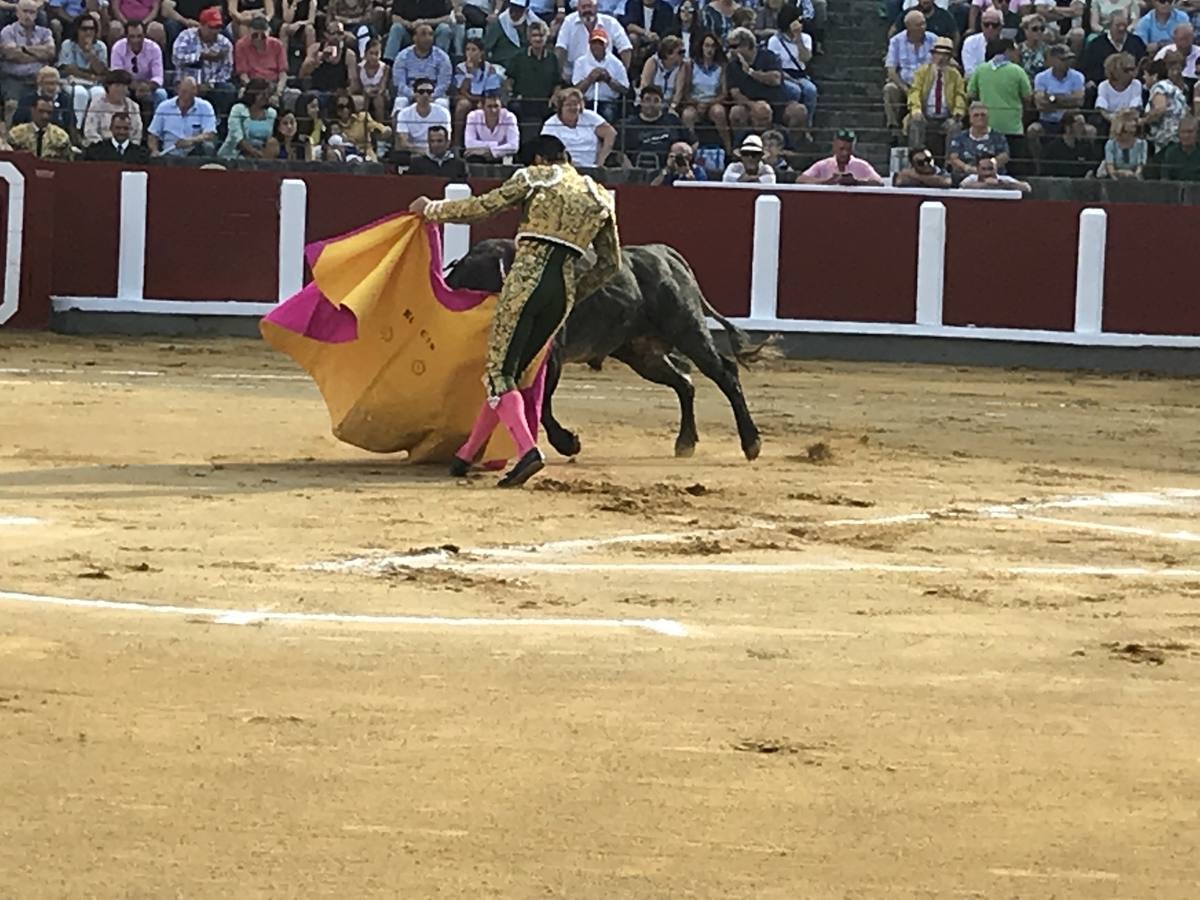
(1, 334, 1198, 898)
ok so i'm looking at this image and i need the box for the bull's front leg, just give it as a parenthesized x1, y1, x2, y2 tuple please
(540, 341, 582, 457)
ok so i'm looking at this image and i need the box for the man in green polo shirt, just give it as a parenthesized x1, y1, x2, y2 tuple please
(1158, 115, 1200, 180)
(967, 37, 1031, 141)
(505, 19, 561, 130)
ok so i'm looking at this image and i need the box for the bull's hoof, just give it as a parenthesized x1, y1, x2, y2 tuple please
(674, 441, 696, 458)
(549, 430, 582, 458)
(743, 437, 762, 461)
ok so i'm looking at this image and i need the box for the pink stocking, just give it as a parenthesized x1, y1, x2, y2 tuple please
(494, 390, 537, 458)
(456, 402, 499, 462)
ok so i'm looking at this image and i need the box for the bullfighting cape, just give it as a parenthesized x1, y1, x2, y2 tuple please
(260, 213, 547, 464)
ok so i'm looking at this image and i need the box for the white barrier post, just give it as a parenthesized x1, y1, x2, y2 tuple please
(749, 194, 781, 322)
(914, 200, 946, 328)
(117, 171, 148, 302)
(442, 182, 472, 263)
(277, 178, 308, 302)
(1074, 208, 1107, 335)
(0, 161, 25, 326)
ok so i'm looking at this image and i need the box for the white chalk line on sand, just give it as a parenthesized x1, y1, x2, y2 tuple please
(0, 590, 688, 637)
(0, 515, 43, 526)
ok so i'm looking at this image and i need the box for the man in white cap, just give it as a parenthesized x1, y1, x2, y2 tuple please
(572, 26, 629, 121)
(722, 134, 777, 183)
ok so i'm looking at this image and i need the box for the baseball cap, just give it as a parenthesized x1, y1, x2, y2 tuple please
(198, 7, 223, 27)
(589, 27, 609, 44)
(835, 127, 856, 142)
(509, 0, 528, 6)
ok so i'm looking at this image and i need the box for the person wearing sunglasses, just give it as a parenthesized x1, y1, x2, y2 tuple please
(1016, 13, 1047, 78)
(894, 145, 952, 187)
(962, 8, 1002, 78)
(409, 133, 621, 488)
(393, 74, 450, 152)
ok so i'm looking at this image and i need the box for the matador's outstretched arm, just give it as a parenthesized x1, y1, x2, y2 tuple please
(418, 169, 535, 225)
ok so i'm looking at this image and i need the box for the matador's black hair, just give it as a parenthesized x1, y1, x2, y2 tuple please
(517, 135, 568, 166)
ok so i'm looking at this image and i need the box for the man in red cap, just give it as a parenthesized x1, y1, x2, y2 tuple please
(571, 25, 629, 122)
(171, 6, 237, 115)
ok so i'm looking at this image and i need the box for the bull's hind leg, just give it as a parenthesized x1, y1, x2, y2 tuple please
(541, 344, 582, 457)
(673, 335, 761, 461)
(611, 342, 699, 458)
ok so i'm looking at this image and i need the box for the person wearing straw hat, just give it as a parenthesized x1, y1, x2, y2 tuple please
(906, 35, 966, 153)
(721, 133, 777, 182)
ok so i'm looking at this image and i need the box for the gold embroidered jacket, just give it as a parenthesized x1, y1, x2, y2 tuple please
(423, 163, 621, 299)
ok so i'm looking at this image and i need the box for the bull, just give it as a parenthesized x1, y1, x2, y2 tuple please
(444, 239, 773, 461)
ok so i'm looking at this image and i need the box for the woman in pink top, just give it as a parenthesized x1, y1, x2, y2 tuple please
(463, 92, 520, 161)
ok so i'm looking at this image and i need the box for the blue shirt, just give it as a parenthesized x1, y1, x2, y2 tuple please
(885, 30, 936, 84)
(393, 44, 453, 99)
(453, 61, 504, 96)
(1133, 8, 1189, 46)
(1033, 66, 1085, 123)
(148, 96, 217, 155)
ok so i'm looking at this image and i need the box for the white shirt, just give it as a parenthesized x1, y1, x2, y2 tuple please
(572, 51, 630, 103)
(1096, 77, 1144, 112)
(1155, 42, 1200, 79)
(722, 161, 777, 183)
(923, 64, 951, 117)
(961, 32, 987, 78)
(394, 102, 452, 152)
(541, 108, 607, 167)
(766, 32, 812, 75)
(555, 11, 631, 73)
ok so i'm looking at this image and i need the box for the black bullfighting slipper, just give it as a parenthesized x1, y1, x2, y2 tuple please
(497, 449, 544, 488)
(448, 455, 472, 478)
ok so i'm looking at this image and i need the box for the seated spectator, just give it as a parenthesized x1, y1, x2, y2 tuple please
(505, 18, 559, 128)
(296, 90, 328, 145)
(726, 26, 807, 145)
(541, 85, 616, 166)
(797, 128, 884, 184)
(391, 22, 453, 108)
(761, 127, 793, 173)
(57, 12, 108, 129)
(700, 0, 740, 40)
(326, 0, 384, 52)
(753, 0, 795, 42)
(1017, 13, 1048, 79)
(1026, 43, 1086, 161)
(464, 90, 519, 159)
(300, 21, 359, 100)
(160, 0, 222, 48)
(947, 100, 1010, 179)
(484, 0, 543, 70)
(274, 109, 312, 159)
(1133, 0, 1187, 56)
(326, 85, 389, 158)
(218, 76, 278, 157)
(722, 132, 775, 182)
(172, 7, 237, 114)
(894, 145, 953, 186)
(884, 11, 936, 131)
(83, 69, 143, 145)
(572, 26, 629, 122)
(669, 0, 697, 56)
(277, 0, 316, 61)
(889, 0, 957, 40)
(109, 0, 168, 46)
(1154, 23, 1200, 80)
(147, 75, 218, 155)
(623, 0, 674, 55)
(406, 122, 469, 173)
(557, 0, 632, 74)
(1041, 109, 1102, 175)
(393, 75, 451, 150)
(1083, 11, 1144, 87)
(680, 30, 730, 154)
(1090, 0, 1139, 36)
(110, 20, 168, 118)
(639, 34, 686, 111)
(970, 0, 1025, 41)
(9, 95, 74, 158)
(1030, 0, 1082, 46)
(959, 151, 1031, 189)
(13, 66, 73, 133)
(619, 82, 683, 167)
(1156, 112, 1200, 178)
(1095, 51, 1142, 130)
(906, 35, 964, 152)
(453, 36, 504, 140)
(1, 0, 56, 118)
(1099, 111, 1146, 177)
(226, 0, 270, 41)
(1142, 58, 1188, 153)
(358, 38, 391, 126)
(384, 0, 454, 63)
(234, 15, 288, 103)
(83, 109, 151, 159)
(961, 8, 1001, 78)
(650, 138, 706, 182)
(767, 14, 816, 124)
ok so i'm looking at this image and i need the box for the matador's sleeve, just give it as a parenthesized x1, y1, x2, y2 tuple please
(422, 169, 532, 225)
(574, 212, 621, 300)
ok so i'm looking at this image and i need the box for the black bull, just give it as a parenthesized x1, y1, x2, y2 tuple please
(444, 239, 773, 461)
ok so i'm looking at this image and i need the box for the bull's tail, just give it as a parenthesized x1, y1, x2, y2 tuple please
(661, 245, 781, 369)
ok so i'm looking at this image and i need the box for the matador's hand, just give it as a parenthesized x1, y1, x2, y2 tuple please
(409, 196, 431, 216)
